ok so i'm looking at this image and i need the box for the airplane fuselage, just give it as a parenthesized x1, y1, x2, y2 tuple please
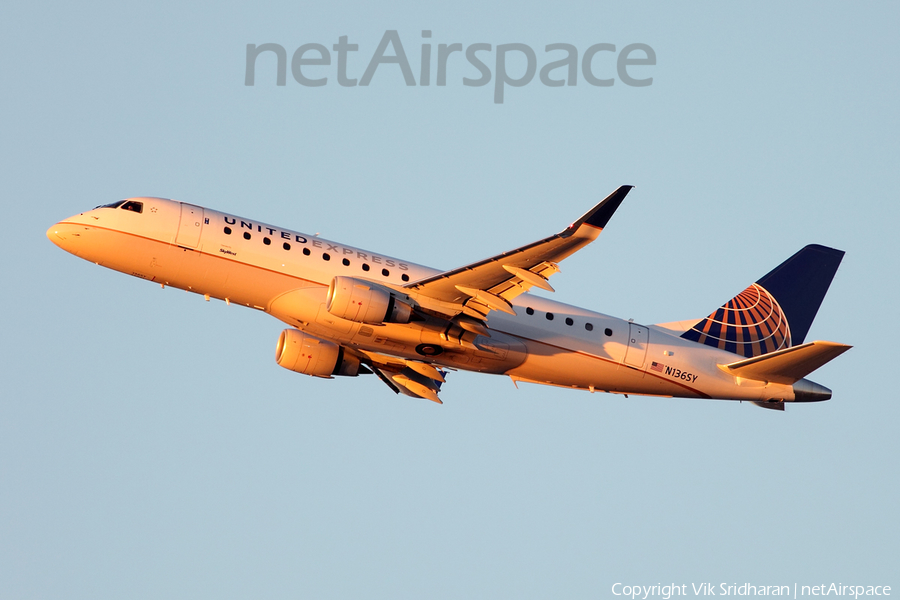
(47, 197, 832, 405)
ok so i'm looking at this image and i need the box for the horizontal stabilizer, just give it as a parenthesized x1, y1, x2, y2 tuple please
(721, 340, 851, 385)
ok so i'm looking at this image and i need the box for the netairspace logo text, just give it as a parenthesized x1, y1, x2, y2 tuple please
(244, 30, 656, 104)
(612, 583, 891, 600)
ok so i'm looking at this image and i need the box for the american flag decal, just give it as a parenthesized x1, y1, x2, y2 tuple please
(650, 361, 665, 373)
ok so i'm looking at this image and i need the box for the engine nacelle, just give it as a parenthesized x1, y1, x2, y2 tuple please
(326, 276, 413, 324)
(275, 329, 361, 377)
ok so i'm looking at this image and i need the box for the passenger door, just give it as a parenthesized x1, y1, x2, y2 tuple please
(624, 322, 648, 368)
(175, 203, 204, 249)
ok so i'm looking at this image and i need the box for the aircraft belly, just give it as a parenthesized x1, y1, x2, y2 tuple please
(67, 227, 182, 284)
(70, 227, 306, 310)
(507, 336, 708, 398)
(154, 244, 302, 308)
(360, 327, 526, 374)
(194, 256, 302, 308)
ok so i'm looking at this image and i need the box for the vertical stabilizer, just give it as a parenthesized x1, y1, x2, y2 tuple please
(681, 245, 844, 358)
(754, 244, 844, 346)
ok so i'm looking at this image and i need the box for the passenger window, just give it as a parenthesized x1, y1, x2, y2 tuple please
(585, 323, 593, 331)
(121, 201, 143, 213)
(401, 274, 409, 282)
(342, 258, 350, 266)
(526, 307, 534, 315)
(323, 253, 331, 261)
(243, 232, 251, 240)
(263, 237, 271, 245)
(283, 242, 291, 250)
(546, 312, 554, 321)
(362, 263, 370, 271)
(303, 248, 311, 256)
(605, 328, 613, 336)
(382, 268, 390, 277)
(565, 317, 573, 326)
(224, 227, 232, 235)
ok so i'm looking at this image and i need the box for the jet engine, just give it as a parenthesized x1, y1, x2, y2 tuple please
(326, 276, 414, 324)
(275, 329, 361, 377)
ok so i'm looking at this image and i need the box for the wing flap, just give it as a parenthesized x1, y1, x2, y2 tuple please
(356, 349, 448, 404)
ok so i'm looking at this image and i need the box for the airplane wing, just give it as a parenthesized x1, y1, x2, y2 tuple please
(403, 185, 632, 320)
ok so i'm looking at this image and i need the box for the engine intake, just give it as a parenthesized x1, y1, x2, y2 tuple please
(275, 329, 361, 377)
(326, 276, 413, 324)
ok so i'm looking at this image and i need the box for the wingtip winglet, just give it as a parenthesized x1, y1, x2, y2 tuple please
(576, 185, 633, 231)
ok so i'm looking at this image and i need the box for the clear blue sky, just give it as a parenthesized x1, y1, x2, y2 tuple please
(1, 1, 898, 598)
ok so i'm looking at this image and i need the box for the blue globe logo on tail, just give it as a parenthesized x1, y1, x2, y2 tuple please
(681, 283, 790, 358)
(680, 244, 845, 359)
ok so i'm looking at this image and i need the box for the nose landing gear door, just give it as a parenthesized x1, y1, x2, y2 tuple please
(175, 203, 204, 249)
(624, 323, 648, 369)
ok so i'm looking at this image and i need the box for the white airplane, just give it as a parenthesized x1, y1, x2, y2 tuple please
(47, 187, 850, 410)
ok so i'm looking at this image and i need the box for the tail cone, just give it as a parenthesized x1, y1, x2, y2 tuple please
(793, 378, 832, 402)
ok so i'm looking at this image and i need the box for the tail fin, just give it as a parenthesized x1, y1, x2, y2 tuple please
(681, 245, 844, 358)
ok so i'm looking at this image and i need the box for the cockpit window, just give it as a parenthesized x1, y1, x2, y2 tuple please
(96, 200, 126, 209)
(121, 201, 143, 213)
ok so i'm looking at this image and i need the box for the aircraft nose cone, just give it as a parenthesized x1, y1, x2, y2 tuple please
(46, 222, 84, 255)
(46, 223, 66, 247)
